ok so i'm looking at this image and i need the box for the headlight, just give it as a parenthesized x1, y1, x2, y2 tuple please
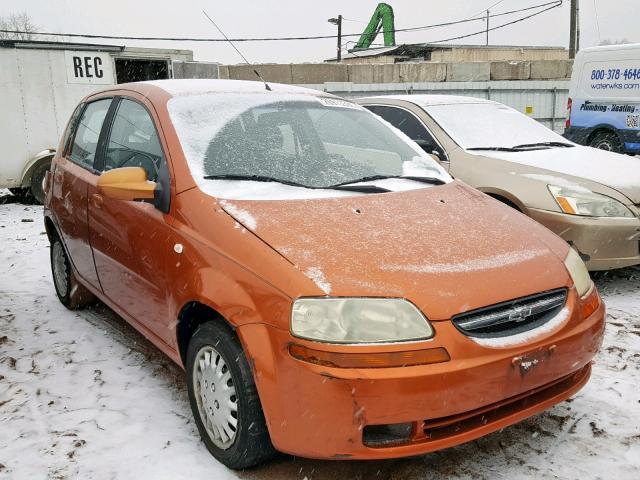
(564, 247, 593, 297)
(548, 185, 633, 218)
(291, 298, 433, 344)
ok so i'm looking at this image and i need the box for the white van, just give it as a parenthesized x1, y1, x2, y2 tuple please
(564, 43, 640, 155)
(0, 39, 218, 202)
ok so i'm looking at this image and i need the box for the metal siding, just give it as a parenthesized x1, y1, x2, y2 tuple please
(305, 80, 570, 133)
(0, 48, 28, 185)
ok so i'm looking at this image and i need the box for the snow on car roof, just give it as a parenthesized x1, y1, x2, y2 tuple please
(363, 94, 500, 107)
(144, 79, 327, 97)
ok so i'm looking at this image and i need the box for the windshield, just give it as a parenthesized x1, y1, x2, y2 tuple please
(425, 102, 569, 150)
(167, 93, 450, 196)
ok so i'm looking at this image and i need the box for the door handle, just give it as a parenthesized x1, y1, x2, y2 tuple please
(91, 193, 104, 209)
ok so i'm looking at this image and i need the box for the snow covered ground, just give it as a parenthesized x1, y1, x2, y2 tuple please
(1, 192, 639, 480)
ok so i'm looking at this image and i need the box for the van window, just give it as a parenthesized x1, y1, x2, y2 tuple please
(69, 99, 111, 169)
(104, 99, 165, 181)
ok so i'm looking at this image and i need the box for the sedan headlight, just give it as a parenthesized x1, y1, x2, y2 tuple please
(548, 185, 633, 218)
(291, 298, 433, 344)
(564, 247, 593, 297)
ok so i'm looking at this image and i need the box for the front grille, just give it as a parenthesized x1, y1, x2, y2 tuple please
(452, 289, 568, 338)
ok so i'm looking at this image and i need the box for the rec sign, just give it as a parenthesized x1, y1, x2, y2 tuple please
(64, 51, 114, 85)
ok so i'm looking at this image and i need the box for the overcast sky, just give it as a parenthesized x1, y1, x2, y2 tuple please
(1, 1, 638, 64)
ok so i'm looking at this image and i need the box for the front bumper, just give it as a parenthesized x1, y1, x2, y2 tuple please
(527, 207, 640, 271)
(236, 289, 605, 460)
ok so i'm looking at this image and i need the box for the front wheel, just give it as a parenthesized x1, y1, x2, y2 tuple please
(186, 321, 275, 469)
(589, 131, 623, 153)
(50, 237, 95, 309)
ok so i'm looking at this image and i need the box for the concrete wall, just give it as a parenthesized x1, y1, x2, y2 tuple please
(430, 47, 568, 62)
(219, 60, 573, 84)
(446, 62, 491, 82)
(490, 61, 531, 81)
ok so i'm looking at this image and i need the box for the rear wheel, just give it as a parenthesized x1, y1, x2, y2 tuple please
(29, 160, 51, 204)
(50, 237, 95, 309)
(589, 130, 623, 153)
(9, 187, 29, 197)
(186, 321, 275, 469)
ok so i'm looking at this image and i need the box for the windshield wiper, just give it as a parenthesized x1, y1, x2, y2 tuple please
(467, 147, 526, 152)
(331, 184, 391, 193)
(203, 174, 391, 194)
(203, 174, 308, 188)
(511, 141, 574, 149)
(331, 174, 445, 187)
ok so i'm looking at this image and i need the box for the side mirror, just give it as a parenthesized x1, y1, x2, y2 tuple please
(97, 167, 156, 201)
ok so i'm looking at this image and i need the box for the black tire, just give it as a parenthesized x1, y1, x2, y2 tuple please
(9, 187, 30, 197)
(589, 130, 623, 153)
(29, 160, 51, 205)
(50, 236, 95, 309)
(186, 321, 275, 470)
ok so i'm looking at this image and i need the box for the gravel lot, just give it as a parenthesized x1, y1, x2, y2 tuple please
(1, 193, 638, 480)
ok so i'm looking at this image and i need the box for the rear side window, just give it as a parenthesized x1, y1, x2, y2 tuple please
(61, 103, 84, 155)
(104, 99, 165, 182)
(69, 99, 111, 169)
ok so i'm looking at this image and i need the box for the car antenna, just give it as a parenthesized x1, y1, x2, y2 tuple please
(202, 10, 272, 91)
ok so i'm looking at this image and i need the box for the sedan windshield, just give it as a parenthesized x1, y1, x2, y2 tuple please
(167, 93, 450, 193)
(425, 102, 571, 150)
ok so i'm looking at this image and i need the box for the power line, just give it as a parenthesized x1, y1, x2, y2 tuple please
(0, 1, 562, 43)
(466, 0, 509, 20)
(429, 1, 562, 43)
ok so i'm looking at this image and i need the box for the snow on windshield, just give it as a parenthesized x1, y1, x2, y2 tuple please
(167, 92, 450, 200)
(426, 103, 568, 149)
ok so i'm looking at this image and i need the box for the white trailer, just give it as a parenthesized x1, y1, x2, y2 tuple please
(0, 40, 218, 202)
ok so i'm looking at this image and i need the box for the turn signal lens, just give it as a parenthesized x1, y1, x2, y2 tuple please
(289, 344, 450, 369)
(581, 286, 601, 319)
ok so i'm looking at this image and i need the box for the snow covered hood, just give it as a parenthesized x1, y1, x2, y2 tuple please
(219, 181, 571, 320)
(473, 146, 640, 204)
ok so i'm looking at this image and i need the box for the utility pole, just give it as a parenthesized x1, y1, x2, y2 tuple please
(328, 15, 342, 62)
(569, 0, 578, 58)
(576, 0, 580, 53)
(486, 10, 490, 46)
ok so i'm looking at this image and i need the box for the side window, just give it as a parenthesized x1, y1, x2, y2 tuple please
(62, 103, 84, 155)
(104, 99, 165, 182)
(366, 105, 439, 148)
(69, 99, 112, 168)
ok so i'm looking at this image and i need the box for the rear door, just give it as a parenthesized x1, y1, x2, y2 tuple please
(49, 97, 113, 290)
(88, 95, 175, 343)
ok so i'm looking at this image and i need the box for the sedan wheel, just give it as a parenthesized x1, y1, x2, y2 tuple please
(193, 345, 239, 449)
(50, 237, 95, 309)
(186, 321, 275, 469)
(52, 241, 69, 298)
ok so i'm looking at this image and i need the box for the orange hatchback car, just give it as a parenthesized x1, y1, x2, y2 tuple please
(43, 80, 605, 469)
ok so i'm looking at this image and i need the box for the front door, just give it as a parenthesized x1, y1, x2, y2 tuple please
(88, 96, 175, 344)
(364, 105, 450, 170)
(49, 98, 113, 290)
